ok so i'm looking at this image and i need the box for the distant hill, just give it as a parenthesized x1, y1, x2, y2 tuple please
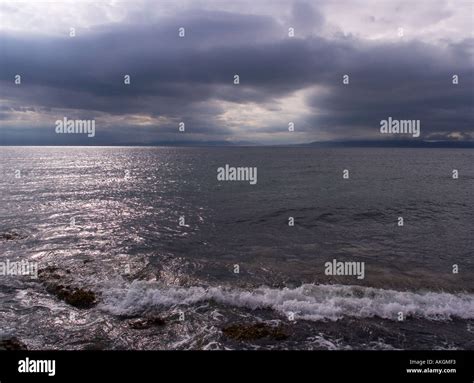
(295, 140, 474, 148)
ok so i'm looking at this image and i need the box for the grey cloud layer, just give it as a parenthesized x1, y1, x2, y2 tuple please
(0, 2, 472, 144)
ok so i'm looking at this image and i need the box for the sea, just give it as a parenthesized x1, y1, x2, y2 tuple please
(0, 146, 473, 350)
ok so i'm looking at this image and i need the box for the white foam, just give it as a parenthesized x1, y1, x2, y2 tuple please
(100, 281, 474, 321)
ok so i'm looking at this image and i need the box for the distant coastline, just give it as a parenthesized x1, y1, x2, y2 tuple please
(1, 140, 473, 148)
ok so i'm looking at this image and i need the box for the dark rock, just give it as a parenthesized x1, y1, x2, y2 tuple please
(38, 266, 60, 276)
(82, 340, 110, 350)
(38, 266, 97, 309)
(0, 231, 26, 241)
(59, 288, 96, 309)
(128, 317, 166, 329)
(0, 337, 27, 350)
(222, 322, 289, 341)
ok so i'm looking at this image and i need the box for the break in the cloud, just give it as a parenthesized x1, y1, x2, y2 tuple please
(0, 0, 472, 145)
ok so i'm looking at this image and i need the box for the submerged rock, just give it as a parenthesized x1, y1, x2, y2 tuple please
(222, 323, 289, 341)
(38, 266, 97, 309)
(0, 337, 28, 350)
(128, 317, 166, 329)
(1, 231, 27, 241)
(57, 287, 96, 309)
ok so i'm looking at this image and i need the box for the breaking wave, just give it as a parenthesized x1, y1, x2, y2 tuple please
(100, 282, 474, 321)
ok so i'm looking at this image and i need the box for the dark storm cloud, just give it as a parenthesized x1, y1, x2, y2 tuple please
(0, 1, 472, 144)
(306, 38, 474, 138)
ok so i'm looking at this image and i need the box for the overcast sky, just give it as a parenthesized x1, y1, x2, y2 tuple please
(0, 0, 472, 145)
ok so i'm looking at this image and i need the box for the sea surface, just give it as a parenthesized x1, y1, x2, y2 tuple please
(0, 146, 473, 350)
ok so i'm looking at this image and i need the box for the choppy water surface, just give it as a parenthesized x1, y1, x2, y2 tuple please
(0, 147, 473, 350)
